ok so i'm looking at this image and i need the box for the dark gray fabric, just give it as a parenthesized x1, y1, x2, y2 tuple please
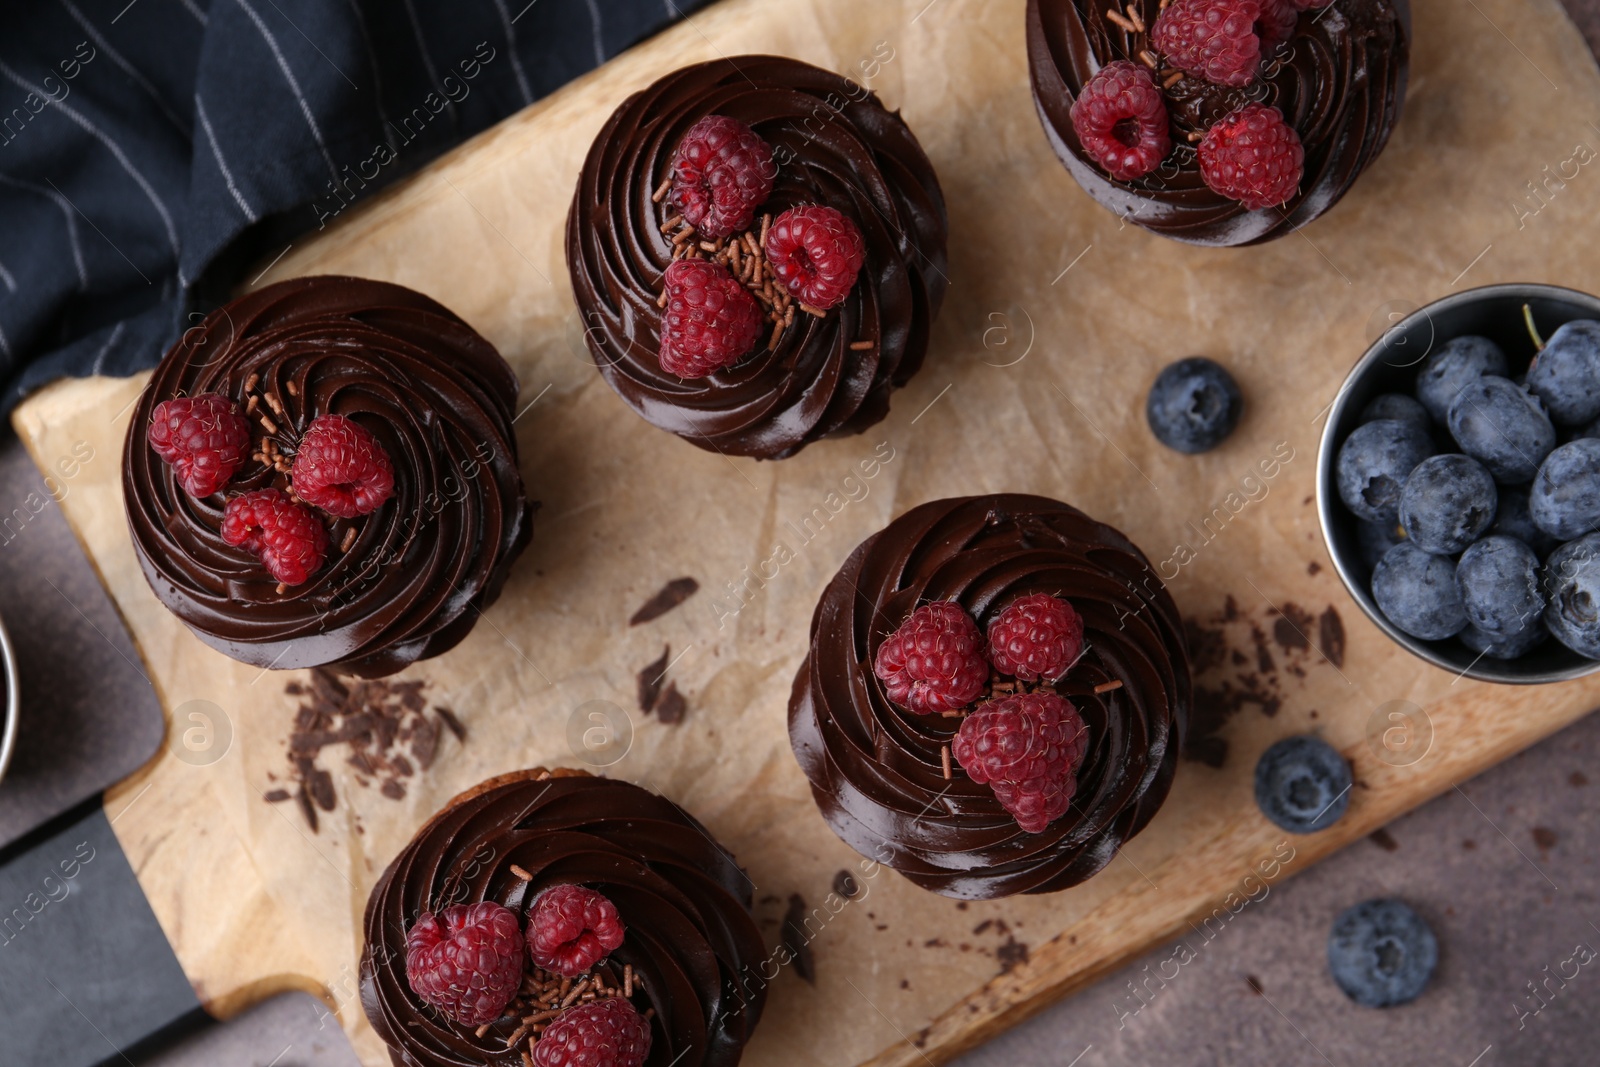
(0, 0, 710, 414)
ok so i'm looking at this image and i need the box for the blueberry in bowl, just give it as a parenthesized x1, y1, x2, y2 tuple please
(1317, 283, 1600, 684)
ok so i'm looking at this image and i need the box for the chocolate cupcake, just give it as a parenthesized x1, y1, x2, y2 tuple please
(789, 495, 1192, 899)
(567, 56, 948, 459)
(361, 769, 767, 1067)
(1026, 0, 1409, 246)
(124, 276, 533, 678)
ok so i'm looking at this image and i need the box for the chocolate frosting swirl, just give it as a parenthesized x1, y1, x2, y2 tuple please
(361, 770, 767, 1067)
(566, 56, 948, 459)
(123, 276, 533, 678)
(1026, 0, 1410, 246)
(788, 495, 1192, 899)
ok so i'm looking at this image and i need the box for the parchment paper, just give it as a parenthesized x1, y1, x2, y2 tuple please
(15, 0, 1600, 1064)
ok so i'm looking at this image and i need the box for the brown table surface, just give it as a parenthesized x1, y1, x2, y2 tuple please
(20, 2, 1600, 1065)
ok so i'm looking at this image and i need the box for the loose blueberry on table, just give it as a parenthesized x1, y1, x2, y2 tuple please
(1254, 734, 1352, 834)
(873, 594, 1093, 833)
(404, 884, 652, 1067)
(1146, 357, 1244, 454)
(1330, 305, 1600, 664)
(1327, 898, 1438, 1008)
(654, 114, 868, 380)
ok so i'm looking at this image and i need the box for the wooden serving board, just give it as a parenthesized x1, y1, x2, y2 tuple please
(15, 0, 1600, 1064)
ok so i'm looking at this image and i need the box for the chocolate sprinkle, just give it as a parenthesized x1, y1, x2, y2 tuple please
(629, 577, 699, 625)
(638, 645, 670, 713)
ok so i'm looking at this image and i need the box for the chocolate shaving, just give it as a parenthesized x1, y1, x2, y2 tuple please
(638, 645, 670, 713)
(271, 669, 459, 831)
(629, 577, 700, 625)
(1318, 607, 1346, 669)
(781, 894, 817, 984)
(655, 683, 687, 726)
(263, 789, 291, 803)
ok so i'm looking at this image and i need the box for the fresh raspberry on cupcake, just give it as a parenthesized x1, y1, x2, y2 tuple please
(405, 901, 524, 1027)
(220, 489, 328, 587)
(658, 259, 765, 378)
(147, 394, 251, 498)
(533, 996, 652, 1067)
(670, 114, 776, 239)
(874, 601, 988, 715)
(954, 692, 1090, 833)
(1152, 0, 1267, 87)
(764, 205, 866, 311)
(1069, 61, 1172, 181)
(986, 594, 1085, 682)
(291, 414, 395, 518)
(1198, 103, 1305, 209)
(527, 885, 626, 978)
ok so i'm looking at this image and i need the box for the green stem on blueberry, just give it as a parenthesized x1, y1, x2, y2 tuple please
(1523, 303, 1546, 358)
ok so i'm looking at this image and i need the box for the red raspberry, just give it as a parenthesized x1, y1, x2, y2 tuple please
(147, 394, 251, 498)
(669, 114, 775, 240)
(1258, 0, 1300, 49)
(1152, 0, 1265, 87)
(658, 259, 764, 378)
(986, 594, 1085, 683)
(874, 602, 988, 715)
(533, 996, 652, 1067)
(290, 414, 395, 518)
(528, 885, 626, 978)
(220, 489, 328, 586)
(1198, 103, 1305, 210)
(764, 205, 866, 311)
(1069, 61, 1172, 182)
(404, 901, 524, 1027)
(953, 692, 1090, 834)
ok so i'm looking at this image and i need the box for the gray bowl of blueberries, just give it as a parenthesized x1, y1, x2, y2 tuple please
(1317, 283, 1600, 684)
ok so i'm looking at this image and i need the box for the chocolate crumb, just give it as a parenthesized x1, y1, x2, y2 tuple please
(1307, 561, 1322, 576)
(382, 779, 407, 801)
(656, 683, 687, 726)
(1570, 771, 1588, 787)
(781, 894, 817, 984)
(307, 767, 336, 812)
(1463, 839, 1477, 850)
(638, 645, 670, 713)
(1273, 604, 1314, 652)
(995, 936, 1030, 974)
(1246, 975, 1264, 995)
(263, 789, 291, 803)
(833, 870, 861, 900)
(1319, 608, 1345, 669)
(1368, 827, 1399, 852)
(1532, 826, 1558, 851)
(630, 577, 700, 625)
(296, 786, 318, 832)
(435, 706, 467, 741)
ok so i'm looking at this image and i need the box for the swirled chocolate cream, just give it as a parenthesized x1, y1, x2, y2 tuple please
(124, 276, 533, 678)
(360, 769, 767, 1067)
(1026, 0, 1409, 246)
(789, 495, 1192, 899)
(566, 56, 948, 459)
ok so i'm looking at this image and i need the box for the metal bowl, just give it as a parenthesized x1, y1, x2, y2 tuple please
(0, 610, 17, 785)
(1316, 282, 1600, 685)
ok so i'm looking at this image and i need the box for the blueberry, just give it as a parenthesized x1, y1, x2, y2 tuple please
(1456, 536, 1545, 641)
(1372, 543, 1468, 640)
(1543, 533, 1600, 659)
(1398, 455, 1497, 555)
(1327, 899, 1438, 1008)
(1357, 520, 1408, 571)
(1530, 439, 1600, 540)
(1415, 335, 1509, 422)
(1360, 393, 1431, 429)
(1460, 621, 1548, 660)
(1254, 735, 1351, 833)
(1445, 377, 1555, 485)
(1526, 320, 1600, 427)
(1489, 486, 1561, 558)
(1337, 419, 1435, 523)
(1146, 357, 1243, 454)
